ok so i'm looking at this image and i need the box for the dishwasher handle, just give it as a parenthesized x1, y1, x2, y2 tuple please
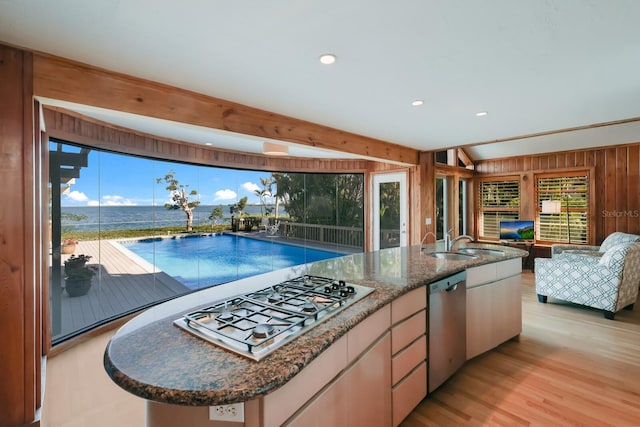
(429, 270, 466, 294)
(445, 282, 458, 292)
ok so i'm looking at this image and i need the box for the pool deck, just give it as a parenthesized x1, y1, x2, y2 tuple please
(54, 239, 189, 341)
(52, 233, 360, 342)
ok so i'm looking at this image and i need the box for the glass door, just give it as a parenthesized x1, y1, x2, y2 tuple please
(373, 172, 407, 250)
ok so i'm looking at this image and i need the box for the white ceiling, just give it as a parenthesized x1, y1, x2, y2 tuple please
(2, 0, 640, 161)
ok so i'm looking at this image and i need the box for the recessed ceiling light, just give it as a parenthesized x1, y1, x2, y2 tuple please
(411, 100, 424, 107)
(319, 54, 336, 65)
(475, 111, 488, 117)
(205, 142, 213, 146)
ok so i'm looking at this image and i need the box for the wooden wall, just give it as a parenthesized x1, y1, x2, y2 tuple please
(0, 45, 42, 427)
(475, 144, 640, 245)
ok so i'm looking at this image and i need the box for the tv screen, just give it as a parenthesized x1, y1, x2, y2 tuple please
(499, 220, 534, 240)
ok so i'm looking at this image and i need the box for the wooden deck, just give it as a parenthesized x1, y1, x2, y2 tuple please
(53, 239, 189, 342)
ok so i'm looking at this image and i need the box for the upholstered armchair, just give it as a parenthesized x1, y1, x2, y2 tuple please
(551, 231, 640, 257)
(535, 242, 640, 319)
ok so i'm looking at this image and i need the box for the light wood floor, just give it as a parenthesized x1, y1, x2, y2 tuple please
(400, 271, 640, 427)
(42, 271, 640, 427)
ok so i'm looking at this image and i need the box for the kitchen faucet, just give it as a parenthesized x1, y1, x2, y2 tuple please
(421, 231, 437, 246)
(448, 234, 474, 251)
(444, 228, 453, 251)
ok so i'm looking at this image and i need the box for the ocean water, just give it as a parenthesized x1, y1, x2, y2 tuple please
(61, 205, 285, 232)
(123, 234, 341, 289)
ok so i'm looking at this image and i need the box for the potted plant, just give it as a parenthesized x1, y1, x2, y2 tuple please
(61, 238, 77, 254)
(64, 254, 91, 272)
(64, 254, 95, 297)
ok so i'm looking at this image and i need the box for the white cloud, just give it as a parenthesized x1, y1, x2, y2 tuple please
(214, 189, 237, 201)
(65, 190, 89, 202)
(242, 181, 260, 193)
(100, 195, 137, 206)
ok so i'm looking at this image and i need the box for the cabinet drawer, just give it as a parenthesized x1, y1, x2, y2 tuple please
(262, 336, 348, 427)
(391, 310, 426, 355)
(392, 361, 427, 426)
(496, 257, 522, 279)
(392, 334, 426, 385)
(466, 263, 497, 287)
(391, 286, 426, 324)
(347, 304, 391, 363)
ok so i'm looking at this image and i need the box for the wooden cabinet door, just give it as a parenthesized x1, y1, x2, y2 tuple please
(466, 275, 522, 359)
(285, 333, 391, 427)
(347, 332, 392, 427)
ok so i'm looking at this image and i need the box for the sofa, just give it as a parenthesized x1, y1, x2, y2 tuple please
(535, 239, 640, 320)
(550, 231, 640, 257)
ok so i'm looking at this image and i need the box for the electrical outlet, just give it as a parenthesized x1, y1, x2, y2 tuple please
(209, 403, 245, 422)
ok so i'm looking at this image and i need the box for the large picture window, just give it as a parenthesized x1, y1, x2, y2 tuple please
(478, 177, 520, 240)
(49, 140, 364, 345)
(536, 173, 589, 244)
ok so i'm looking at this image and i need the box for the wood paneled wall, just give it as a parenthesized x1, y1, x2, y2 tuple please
(0, 45, 42, 427)
(475, 144, 640, 244)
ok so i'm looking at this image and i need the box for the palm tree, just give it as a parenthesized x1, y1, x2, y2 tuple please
(254, 176, 272, 217)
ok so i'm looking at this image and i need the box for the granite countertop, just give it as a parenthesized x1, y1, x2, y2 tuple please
(104, 242, 526, 406)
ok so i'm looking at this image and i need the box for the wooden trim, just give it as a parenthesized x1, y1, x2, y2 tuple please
(457, 148, 474, 169)
(43, 107, 372, 173)
(419, 152, 435, 244)
(408, 165, 422, 245)
(32, 53, 418, 165)
(0, 44, 40, 427)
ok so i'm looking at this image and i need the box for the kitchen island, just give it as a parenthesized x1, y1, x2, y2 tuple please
(104, 243, 526, 426)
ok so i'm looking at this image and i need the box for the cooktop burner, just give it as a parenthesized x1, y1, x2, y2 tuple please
(173, 275, 374, 361)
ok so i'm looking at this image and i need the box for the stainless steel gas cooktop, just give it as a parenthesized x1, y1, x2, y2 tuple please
(173, 275, 374, 361)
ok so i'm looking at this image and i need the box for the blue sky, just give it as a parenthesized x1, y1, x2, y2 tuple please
(59, 144, 276, 207)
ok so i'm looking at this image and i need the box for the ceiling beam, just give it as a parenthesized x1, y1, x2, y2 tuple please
(32, 53, 419, 165)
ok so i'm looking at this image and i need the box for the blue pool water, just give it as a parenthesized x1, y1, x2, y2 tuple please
(123, 234, 342, 289)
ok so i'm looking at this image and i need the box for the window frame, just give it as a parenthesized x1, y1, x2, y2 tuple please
(477, 175, 521, 241)
(535, 170, 592, 245)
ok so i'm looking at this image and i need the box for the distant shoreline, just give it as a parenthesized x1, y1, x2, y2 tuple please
(61, 205, 287, 233)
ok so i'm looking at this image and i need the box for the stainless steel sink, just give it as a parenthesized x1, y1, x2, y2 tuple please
(457, 247, 505, 256)
(427, 252, 478, 261)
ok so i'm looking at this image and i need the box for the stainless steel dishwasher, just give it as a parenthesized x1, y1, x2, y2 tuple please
(428, 270, 467, 393)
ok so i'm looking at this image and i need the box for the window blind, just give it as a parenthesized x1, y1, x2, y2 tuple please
(479, 178, 520, 239)
(537, 174, 589, 244)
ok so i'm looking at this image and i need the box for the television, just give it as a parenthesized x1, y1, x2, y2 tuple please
(499, 220, 534, 241)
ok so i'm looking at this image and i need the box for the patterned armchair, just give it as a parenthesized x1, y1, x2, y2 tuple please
(535, 242, 640, 319)
(551, 231, 640, 257)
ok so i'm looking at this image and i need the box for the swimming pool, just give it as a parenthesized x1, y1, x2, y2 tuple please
(122, 234, 342, 289)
